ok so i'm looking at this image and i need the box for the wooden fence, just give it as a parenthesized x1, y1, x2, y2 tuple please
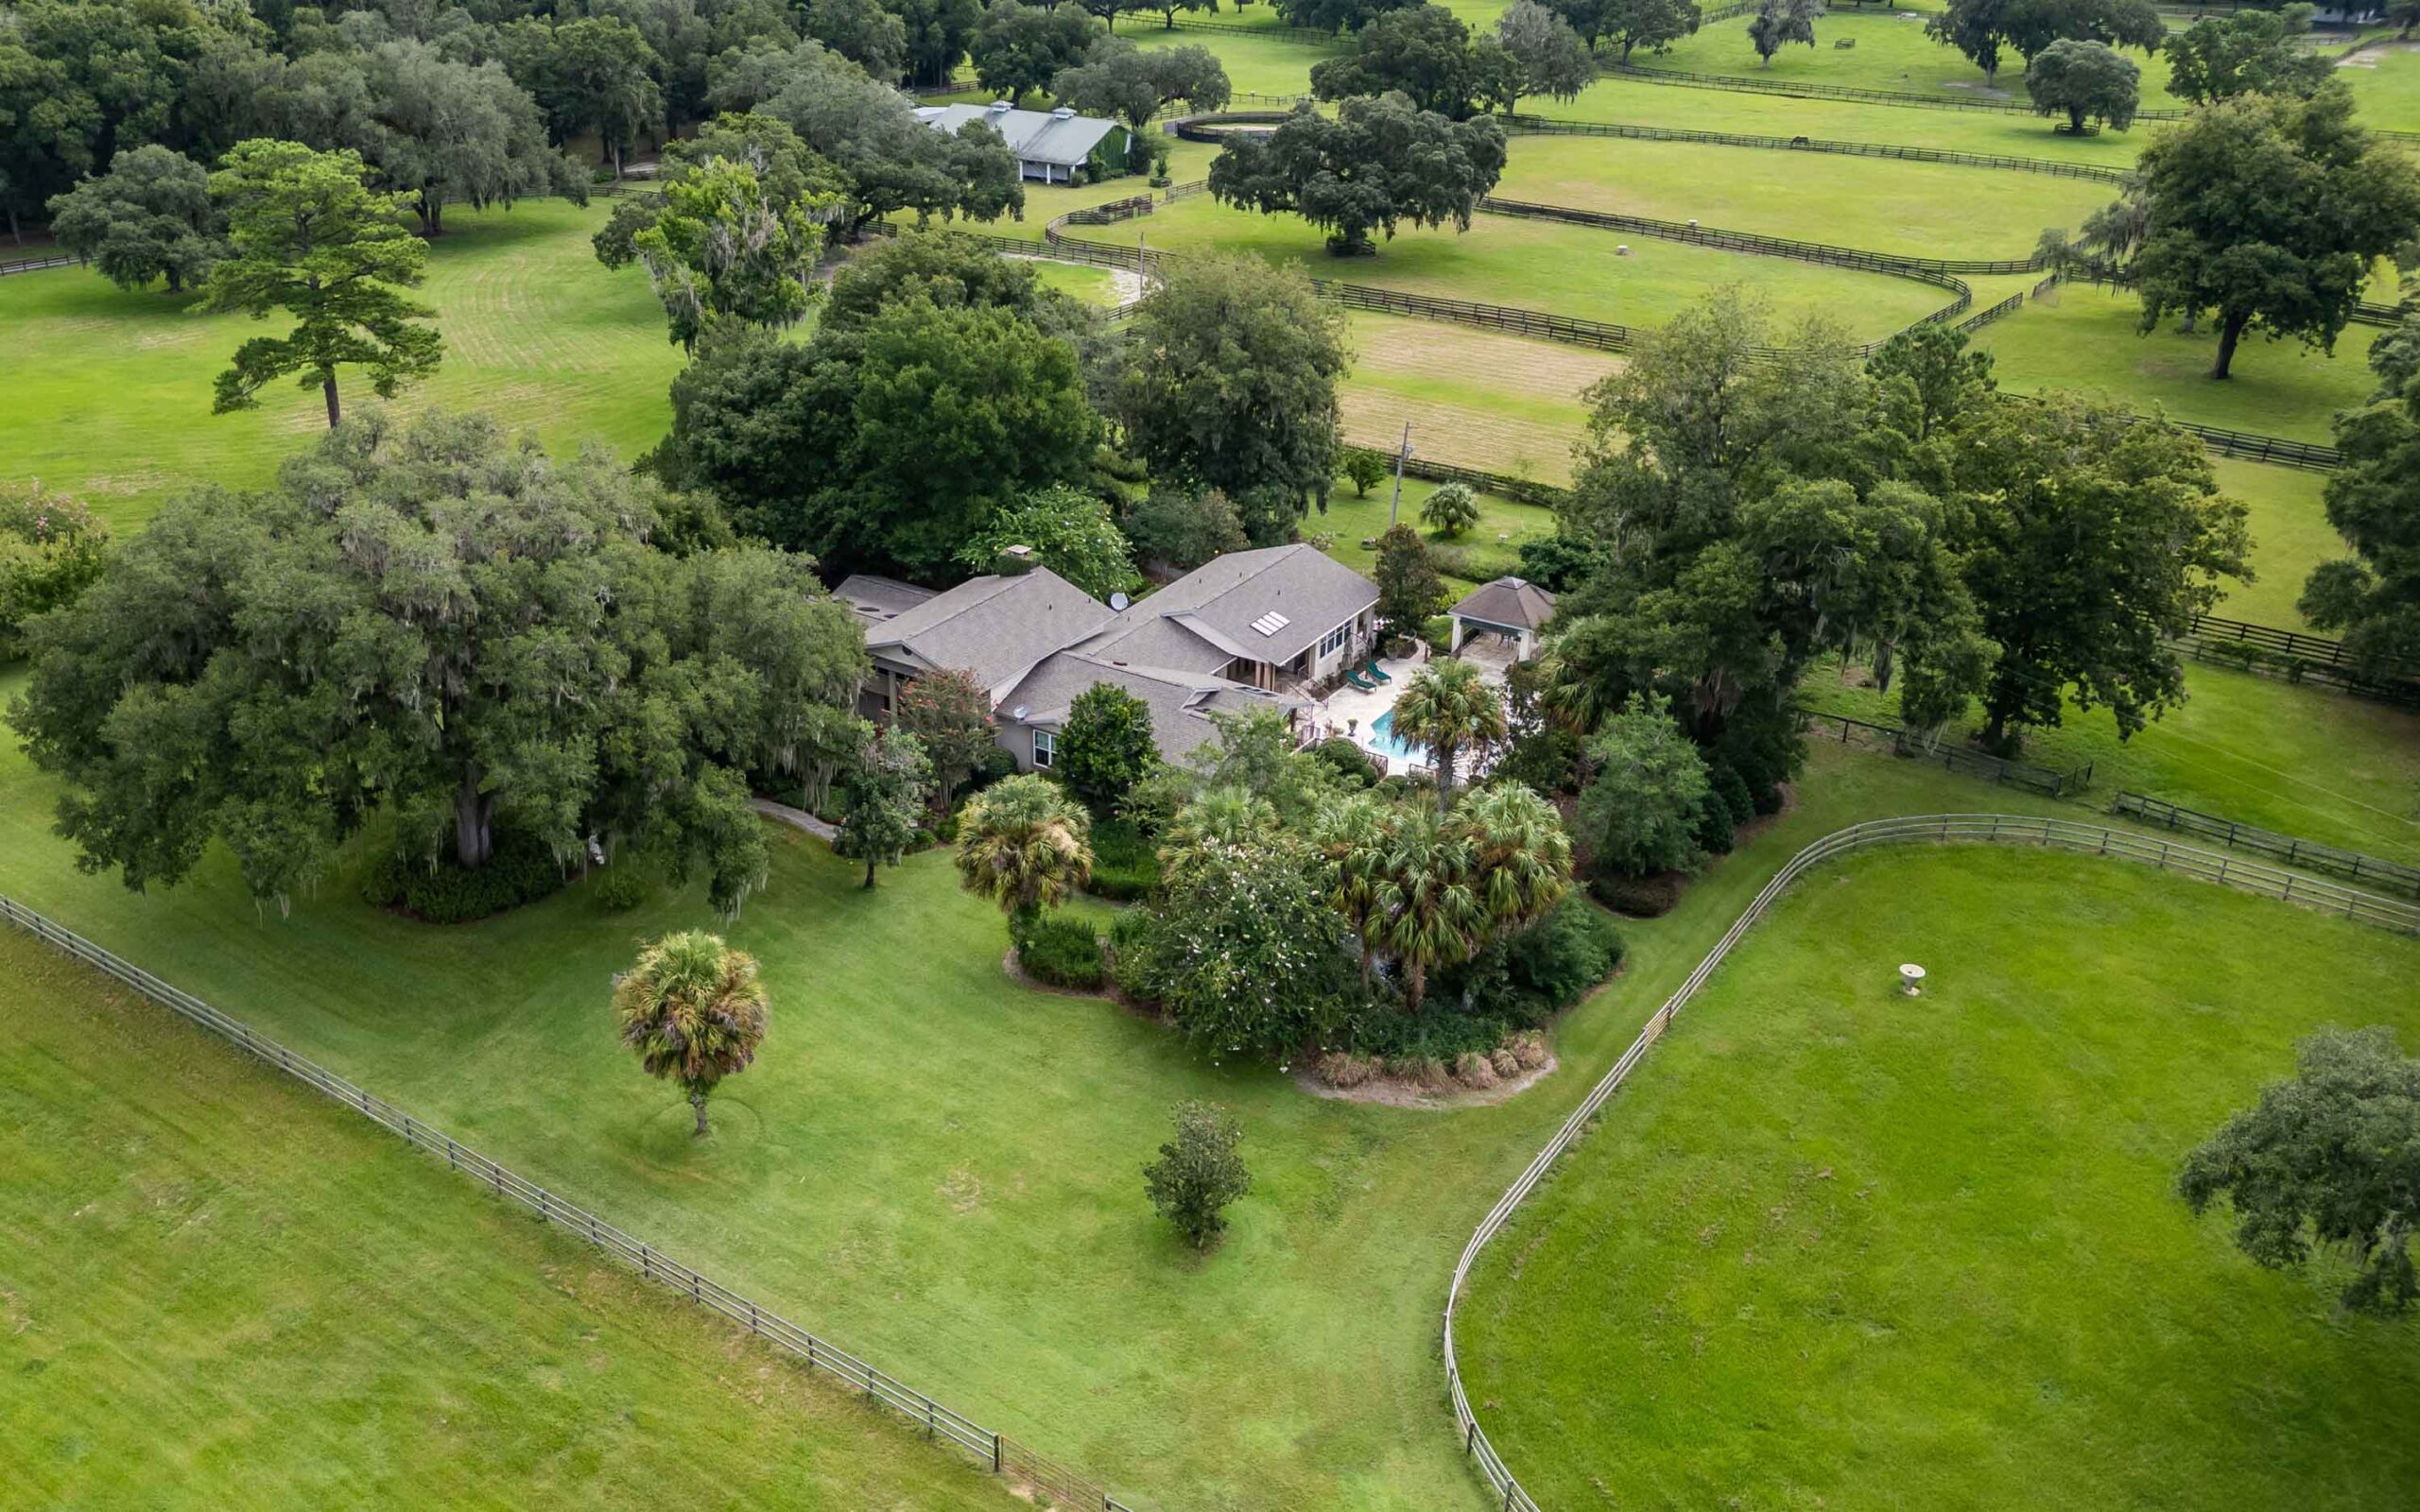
(1605, 60, 2191, 119)
(1443, 812, 2420, 1512)
(0, 894, 1141, 1512)
(1503, 113, 2132, 182)
(2110, 793, 2420, 898)
(1797, 707, 2096, 796)
(2164, 420, 2342, 471)
(1478, 196, 2042, 275)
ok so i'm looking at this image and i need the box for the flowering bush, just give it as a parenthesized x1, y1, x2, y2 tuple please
(0, 482, 110, 662)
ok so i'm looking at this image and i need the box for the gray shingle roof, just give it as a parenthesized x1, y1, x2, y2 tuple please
(1451, 576, 1557, 632)
(863, 567, 1113, 698)
(912, 104, 1122, 167)
(1084, 544, 1377, 669)
(834, 573, 937, 626)
(996, 653, 1305, 765)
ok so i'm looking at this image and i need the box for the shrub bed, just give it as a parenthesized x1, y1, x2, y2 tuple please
(361, 830, 567, 924)
(1012, 911, 1108, 989)
(1086, 817, 1162, 901)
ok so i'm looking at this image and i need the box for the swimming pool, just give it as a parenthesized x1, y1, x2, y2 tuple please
(1367, 709, 1425, 764)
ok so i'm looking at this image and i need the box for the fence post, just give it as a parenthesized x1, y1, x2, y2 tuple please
(994, 1433, 1003, 1474)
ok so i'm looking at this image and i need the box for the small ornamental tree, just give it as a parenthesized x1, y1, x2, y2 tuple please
(1374, 524, 1447, 645)
(1575, 693, 1712, 878)
(202, 140, 442, 429)
(834, 725, 931, 887)
(1421, 481, 1480, 538)
(45, 144, 223, 293)
(955, 773, 1094, 924)
(1121, 833, 1357, 1055)
(896, 667, 998, 813)
(1340, 447, 1391, 498)
(1390, 656, 1508, 813)
(2027, 39, 2139, 135)
(1142, 1100, 1252, 1249)
(1058, 683, 1159, 812)
(2179, 1026, 2419, 1314)
(613, 931, 770, 1138)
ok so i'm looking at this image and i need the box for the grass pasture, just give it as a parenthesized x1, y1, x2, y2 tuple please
(1455, 845, 2420, 1512)
(1337, 312, 1614, 485)
(1974, 281, 2384, 441)
(2209, 457, 2344, 632)
(0, 924, 1008, 1510)
(1492, 133, 2113, 259)
(0, 198, 681, 533)
(1058, 193, 1957, 336)
(2337, 42, 2420, 133)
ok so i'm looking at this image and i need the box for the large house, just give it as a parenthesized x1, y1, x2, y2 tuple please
(911, 101, 1131, 184)
(838, 545, 1381, 771)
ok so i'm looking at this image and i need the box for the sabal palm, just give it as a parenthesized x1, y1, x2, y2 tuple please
(1309, 790, 1390, 986)
(1457, 782, 1573, 931)
(1391, 658, 1509, 814)
(1370, 803, 1484, 1013)
(955, 773, 1093, 918)
(1160, 785, 1278, 888)
(613, 931, 770, 1138)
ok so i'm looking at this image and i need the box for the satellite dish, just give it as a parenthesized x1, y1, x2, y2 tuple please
(1109, 592, 1132, 611)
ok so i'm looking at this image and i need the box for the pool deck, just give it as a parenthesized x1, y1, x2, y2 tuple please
(1311, 650, 1433, 778)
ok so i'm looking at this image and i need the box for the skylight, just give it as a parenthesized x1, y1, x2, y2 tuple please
(1250, 611, 1290, 637)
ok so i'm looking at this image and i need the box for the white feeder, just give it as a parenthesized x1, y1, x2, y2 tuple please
(1616, 244, 1633, 257)
(1898, 963, 1927, 997)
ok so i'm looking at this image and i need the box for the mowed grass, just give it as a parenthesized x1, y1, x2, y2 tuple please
(2209, 457, 2346, 632)
(0, 664, 2133, 1512)
(1318, 472, 1556, 593)
(1337, 313, 1613, 485)
(0, 198, 683, 533)
(1799, 659, 2420, 862)
(1493, 133, 2112, 259)
(1061, 193, 1955, 336)
(2337, 43, 2420, 133)
(1974, 282, 2383, 441)
(0, 924, 1011, 1511)
(1633, 5, 2179, 102)
(1455, 845, 2420, 1512)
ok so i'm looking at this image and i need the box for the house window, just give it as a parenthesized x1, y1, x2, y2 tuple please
(1032, 730, 1055, 768)
(1320, 622, 1350, 657)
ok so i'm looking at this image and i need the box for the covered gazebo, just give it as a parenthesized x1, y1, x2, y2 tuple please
(1448, 576, 1556, 662)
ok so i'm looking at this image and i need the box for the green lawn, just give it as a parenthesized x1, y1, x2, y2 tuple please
(0, 923, 1010, 1510)
(0, 661, 2159, 1512)
(1633, 5, 2180, 103)
(2209, 457, 2346, 632)
(1318, 472, 1555, 595)
(1062, 193, 1956, 337)
(1456, 845, 2420, 1512)
(0, 198, 683, 534)
(1974, 282, 2383, 442)
(2338, 43, 2420, 134)
(1494, 132, 2114, 260)
(1798, 659, 2420, 863)
(1131, 26, 1339, 95)
(1024, 257, 1132, 305)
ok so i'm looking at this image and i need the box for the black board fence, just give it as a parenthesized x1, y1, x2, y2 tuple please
(1503, 112, 2133, 182)
(0, 894, 1143, 1512)
(1797, 706, 2097, 797)
(1478, 196, 2042, 276)
(1605, 60, 2192, 119)
(2109, 794, 2420, 899)
(2176, 614, 2420, 703)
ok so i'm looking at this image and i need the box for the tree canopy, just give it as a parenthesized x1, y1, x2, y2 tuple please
(970, 0, 1105, 101)
(1113, 251, 1350, 520)
(1927, 0, 2165, 84)
(2302, 315, 2420, 680)
(1746, 0, 1816, 68)
(2025, 38, 2138, 135)
(1549, 0, 1703, 61)
(201, 138, 442, 429)
(2180, 1026, 2419, 1315)
(1495, 1, 1597, 112)
(1310, 5, 1510, 119)
(45, 144, 223, 292)
(504, 15, 663, 176)
(2164, 4, 2333, 106)
(1054, 36, 1231, 138)
(2130, 86, 2420, 379)
(1208, 93, 1507, 254)
(7, 411, 867, 916)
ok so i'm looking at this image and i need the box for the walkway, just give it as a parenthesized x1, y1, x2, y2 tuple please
(750, 796, 836, 841)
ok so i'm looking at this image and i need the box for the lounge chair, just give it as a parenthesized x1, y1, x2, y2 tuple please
(1363, 658, 1392, 683)
(1343, 669, 1375, 692)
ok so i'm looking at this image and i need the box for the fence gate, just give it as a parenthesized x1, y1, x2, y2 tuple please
(997, 1435, 1113, 1510)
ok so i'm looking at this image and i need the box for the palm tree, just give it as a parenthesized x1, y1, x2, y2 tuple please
(613, 931, 770, 1138)
(955, 773, 1093, 921)
(1457, 782, 1573, 933)
(1309, 790, 1390, 987)
(1390, 658, 1509, 814)
(1159, 785, 1278, 889)
(1369, 803, 1484, 1013)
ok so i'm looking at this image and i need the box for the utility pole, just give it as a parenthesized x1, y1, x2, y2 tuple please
(1387, 421, 1413, 529)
